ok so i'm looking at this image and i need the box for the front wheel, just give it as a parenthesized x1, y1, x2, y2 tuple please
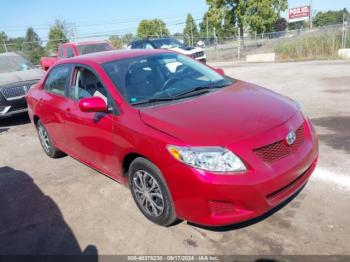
(36, 120, 64, 158)
(129, 158, 177, 226)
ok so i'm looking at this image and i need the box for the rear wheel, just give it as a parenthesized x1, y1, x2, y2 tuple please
(36, 120, 64, 158)
(129, 157, 177, 226)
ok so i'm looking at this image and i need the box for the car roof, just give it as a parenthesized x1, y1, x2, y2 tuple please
(57, 49, 171, 65)
(61, 41, 110, 47)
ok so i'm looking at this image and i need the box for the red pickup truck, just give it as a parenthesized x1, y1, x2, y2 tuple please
(40, 41, 114, 71)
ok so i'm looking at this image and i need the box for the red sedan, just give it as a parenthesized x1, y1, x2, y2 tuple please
(26, 49, 318, 227)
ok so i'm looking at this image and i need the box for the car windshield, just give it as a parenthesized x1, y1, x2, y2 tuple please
(77, 43, 113, 55)
(102, 53, 234, 106)
(152, 39, 185, 49)
(0, 54, 36, 73)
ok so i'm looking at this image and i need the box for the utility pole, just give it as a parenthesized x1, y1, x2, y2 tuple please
(159, 21, 163, 38)
(190, 22, 193, 46)
(343, 13, 345, 49)
(206, 18, 209, 45)
(310, 0, 313, 30)
(2, 40, 7, 52)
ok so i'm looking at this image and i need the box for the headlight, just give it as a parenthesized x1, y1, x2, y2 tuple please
(295, 100, 307, 117)
(167, 146, 246, 173)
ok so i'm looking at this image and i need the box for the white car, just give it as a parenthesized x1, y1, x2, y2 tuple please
(129, 38, 206, 63)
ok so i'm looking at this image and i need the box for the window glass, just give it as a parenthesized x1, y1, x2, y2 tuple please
(69, 67, 110, 105)
(144, 43, 154, 49)
(0, 54, 35, 73)
(102, 53, 233, 105)
(66, 47, 75, 58)
(77, 43, 113, 55)
(44, 65, 70, 96)
(58, 47, 65, 58)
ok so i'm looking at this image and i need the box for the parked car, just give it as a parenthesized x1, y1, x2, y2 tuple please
(27, 49, 318, 227)
(0, 52, 43, 118)
(40, 41, 114, 71)
(129, 38, 206, 63)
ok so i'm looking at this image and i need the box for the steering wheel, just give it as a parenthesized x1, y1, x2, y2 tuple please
(161, 77, 181, 91)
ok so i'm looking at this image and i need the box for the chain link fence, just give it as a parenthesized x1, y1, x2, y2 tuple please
(1, 22, 350, 63)
(183, 24, 350, 62)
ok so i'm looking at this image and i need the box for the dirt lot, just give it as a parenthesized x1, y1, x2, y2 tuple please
(0, 60, 349, 256)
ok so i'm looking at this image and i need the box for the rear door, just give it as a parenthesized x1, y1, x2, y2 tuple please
(38, 65, 72, 150)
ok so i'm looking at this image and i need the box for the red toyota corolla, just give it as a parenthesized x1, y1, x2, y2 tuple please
(26, 49, 318, 227)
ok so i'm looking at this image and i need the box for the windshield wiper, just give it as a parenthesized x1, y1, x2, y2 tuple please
(131, 97, 179, 106)
(131, 82, 231, 106)
(131, 89, 210, 106)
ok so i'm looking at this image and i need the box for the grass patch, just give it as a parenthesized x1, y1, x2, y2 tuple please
(274, 30, 350, 61)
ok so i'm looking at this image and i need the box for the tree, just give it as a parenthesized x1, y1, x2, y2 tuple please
(274, 17, 287, 32)
(183, 14, 199, 46)
(313, 8, 349, 27)
(0, 32, 8, 53)
(47, 20, 69, 53)
(136, 19, 170, 39)
(205, 0, 288, 39)
(23, 27, 45, 64)
(122, 33, 134, 46)
(244, 0, 287, 33)
(109, 35, 123, 49)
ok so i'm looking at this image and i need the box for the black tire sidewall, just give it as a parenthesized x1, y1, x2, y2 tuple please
(129, 158, 176, 226)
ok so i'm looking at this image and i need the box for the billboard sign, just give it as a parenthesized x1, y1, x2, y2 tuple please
(289, 6, 310, 22)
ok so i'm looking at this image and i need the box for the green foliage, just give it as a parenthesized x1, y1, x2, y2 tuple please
(245, 0, 287, 33)
(0, 31, 8, 53)
(22, 28, 45, 64)
(136, 19, 170, 39)
(313, 9, 349, 27)
(47, 20, 69, 54)
(205, 0, 288, 36)
(109, 35, 123, 49)
(183, 14, 199, 46)
(122, 34, 134, 45)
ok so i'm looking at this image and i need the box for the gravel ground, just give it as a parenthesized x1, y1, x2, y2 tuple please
(0, 60, 349, 256)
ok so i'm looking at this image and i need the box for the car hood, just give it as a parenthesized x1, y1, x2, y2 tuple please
(169, 46, 203, 55)
(139, 80, 298, 146)
(0, 69, 43, 87)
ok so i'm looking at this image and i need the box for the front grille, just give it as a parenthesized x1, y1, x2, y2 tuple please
(193, 51, 204, 58)
(254, 124, 305, 163)
(0, 80, 37, 100)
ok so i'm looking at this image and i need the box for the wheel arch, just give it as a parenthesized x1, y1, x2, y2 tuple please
(122, 152, 151, 177)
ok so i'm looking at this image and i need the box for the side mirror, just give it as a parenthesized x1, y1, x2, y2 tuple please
(214, 67, 225, 76)
(79, 97, 108, 113)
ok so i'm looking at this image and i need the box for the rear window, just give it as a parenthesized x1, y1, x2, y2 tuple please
(77, 43, 113, 55)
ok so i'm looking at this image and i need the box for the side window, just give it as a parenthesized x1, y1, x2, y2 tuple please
(133, 42, 143, 49)
(44, 65, 71, 96)
(144, 43, 154, 49)
(69, 67, 111, 106)
(66, 47, 75, 58)
(58, 47, 65, 58)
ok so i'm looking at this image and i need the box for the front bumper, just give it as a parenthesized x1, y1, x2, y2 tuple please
(161, 114, 318, 226)
(0, 98, 28, 118)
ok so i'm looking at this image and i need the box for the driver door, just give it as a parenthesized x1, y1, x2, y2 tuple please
(63, 66, 117, 176)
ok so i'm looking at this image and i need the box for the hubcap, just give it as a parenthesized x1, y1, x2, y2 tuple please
(38, 125, 50, 153)
(132, 170, 164, 217)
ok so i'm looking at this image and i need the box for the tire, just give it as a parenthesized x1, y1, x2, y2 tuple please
(129, 157, 177, 226)
(36, 120, 64, 158)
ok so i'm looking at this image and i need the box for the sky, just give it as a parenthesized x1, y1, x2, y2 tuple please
(1, 0, 349, 41)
